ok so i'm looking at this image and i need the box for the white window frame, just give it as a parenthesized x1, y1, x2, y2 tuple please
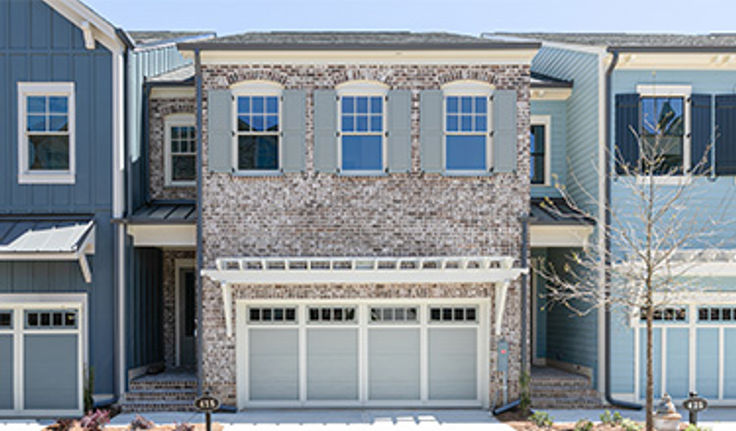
(230, 80, 283, 175)
(635, 84, 692, 185)
(17, 82, 76, 184)
(441, 80, 493, 176)
(530, 115, 552, 186)
(336, 81, 389, 176)
(164, 114, 196, 187)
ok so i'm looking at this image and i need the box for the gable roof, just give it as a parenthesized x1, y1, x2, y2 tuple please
(179, 31, 540, 51)
(128, 31, 216, 47)
(488, 32, 736, 52)
(44, 0, 125, 52)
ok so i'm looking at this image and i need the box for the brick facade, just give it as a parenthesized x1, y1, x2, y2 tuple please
(197, 63, 531, 405)
(162, 249, 196, 368)
(149, 97, 197, 201)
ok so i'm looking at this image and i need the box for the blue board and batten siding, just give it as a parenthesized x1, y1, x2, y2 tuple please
(529, 46, 602, 387)
(0, 0, 116, 397)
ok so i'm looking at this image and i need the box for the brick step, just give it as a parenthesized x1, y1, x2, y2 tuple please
(129, 380, 197, 391)
(531, 381, 593, 391)
(531, 387, 600, 399)
(531, 396, 604, 409)
(124, 389, 197, 402)
(120, 400, 198, 413)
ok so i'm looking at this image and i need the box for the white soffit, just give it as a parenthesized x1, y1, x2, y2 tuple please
(529, 225, 593, 248)
(126, 225, 196, 247)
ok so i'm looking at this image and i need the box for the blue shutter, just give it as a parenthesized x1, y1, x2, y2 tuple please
(492, 90, 517, 173)
(387, 89, 412, 173)
(615, 94, 640, 175)
(690, 94, 712, 175)
(716, 95, 736, 176)
(207, 89, 233, 173)
(281, 90, 306, 173)
(420, 90, 443, 173)
(314, 89, 338, 173)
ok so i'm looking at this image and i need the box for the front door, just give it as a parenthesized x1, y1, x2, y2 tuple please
(178, 268, 196, 368)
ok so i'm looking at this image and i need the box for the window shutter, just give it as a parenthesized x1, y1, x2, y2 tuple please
(690, 94, 712, 175)
(419, 89, 443, 173)
(314, 89, 338, 173)
(207, 89, 232, 173)
(715, 95, 736, 175)
(387, 89, 412, 173)
(281, 89, 306, 173)
(614, 93, 640, 175)
(492, 89, 517, 173)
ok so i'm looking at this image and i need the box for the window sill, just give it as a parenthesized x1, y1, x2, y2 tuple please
(165, 181, 196, 187)
(339, 170, 387, 177)
(634, 175, 692, 186)
(18, 171, 75, 184)
(442, 170, 491, 177)
(232, 170, 283, 177)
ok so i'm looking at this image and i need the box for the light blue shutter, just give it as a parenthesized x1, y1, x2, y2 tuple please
(281, 89, 306, 172)
(387, 89, 412, 173)
(314, 90, 338, 173)
(420, 90, 443, 173)
(207, 89, 233, 172)
(492, 90, 517, 173)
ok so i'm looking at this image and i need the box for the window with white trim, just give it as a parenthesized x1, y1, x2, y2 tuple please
(442, 81, 493, 173)
(530, 115, 550, 185)
(165, 114, 196, 186)
(18, 82, 75, 184)
(337, 81, 388, 174)
(233, 81, 282, 172)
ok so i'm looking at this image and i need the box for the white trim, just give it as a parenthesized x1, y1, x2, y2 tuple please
(127, 225, 196, 247)
(529, 224, 594, 248)
(17, 82, 76, 184)
(164, 113, 197, 187)
(336, 80, 390, 94)
(617, 53, 736, 71)
(530, 114, 552, 186)
(337, 83, 388, 175)
(174, 259, 196, 367)
(150, 86, 196, 99)
(0, 293, 86, 417)
(636, 84, 693, 97)
(596, 49, 609, 396)
(530, 87, 572, 101)
(231, 82, 284, 174)
(42, 0, 125, 54)
(236, 299, 490, 409)
(441, 80, 494, 96)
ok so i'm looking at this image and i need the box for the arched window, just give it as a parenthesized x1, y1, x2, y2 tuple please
(231, 80, 284, 172)
(336, 80, 389, 174)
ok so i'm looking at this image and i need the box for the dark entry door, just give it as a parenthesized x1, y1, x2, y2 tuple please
(179, 268, 196, 367)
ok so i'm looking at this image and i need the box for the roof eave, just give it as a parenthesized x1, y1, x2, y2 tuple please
(607, 45, 736, 53)
(177, 41, 541, 51)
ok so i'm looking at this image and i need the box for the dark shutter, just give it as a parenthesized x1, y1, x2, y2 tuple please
(690, 94, 712, 175)
(715, 95, 736, 175)
(614, 93, 640, 175)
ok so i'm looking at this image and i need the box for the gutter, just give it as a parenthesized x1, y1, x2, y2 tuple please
(603, 50, 641, 410)
(194, 47, 204, 396)
(520, 215, 529, 375)
(177, 41, 541, 51)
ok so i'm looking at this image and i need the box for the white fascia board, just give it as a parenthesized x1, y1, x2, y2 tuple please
(617, 53, 736, 70)
(182, 49, 538, 66)
(530, 87, 572, 101)
(43, 0, 125, 54)
(150, 86, 196, 99)
(529, 225, 594, 248)
(127, 225, 196, 247)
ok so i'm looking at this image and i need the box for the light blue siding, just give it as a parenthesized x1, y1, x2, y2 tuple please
(696, 328, 719, 398)
(666, 328, 689, 399)
(639, 327, 662, 399)
(530, 100, 567, 198)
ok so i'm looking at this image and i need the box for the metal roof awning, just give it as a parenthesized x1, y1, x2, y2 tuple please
(202, 255, 527, 336)
(114, 200, 196, 247)
(529, 198, 595, 248)
(0, 218, 96, 283)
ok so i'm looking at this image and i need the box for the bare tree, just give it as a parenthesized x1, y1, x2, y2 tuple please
(538, 102, 734, 431)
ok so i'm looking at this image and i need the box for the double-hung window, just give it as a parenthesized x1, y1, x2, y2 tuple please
(530, 115, 550, 185)
(442, 81, 493, 174)
(235, 89, 281, 172)
(18, 82, 75, 184)
(337, 81, 387, 174)
(165, 114, 196, 186)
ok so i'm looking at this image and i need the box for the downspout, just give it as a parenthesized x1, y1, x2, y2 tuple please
(604, 49, 641, 410)
(194, 48, 204, 396)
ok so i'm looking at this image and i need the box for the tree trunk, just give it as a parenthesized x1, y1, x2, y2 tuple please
(646, 302, 654, 431)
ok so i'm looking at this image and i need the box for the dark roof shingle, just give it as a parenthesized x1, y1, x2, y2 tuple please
(128, 30, 216, 46)
(490, 32, 736, 50)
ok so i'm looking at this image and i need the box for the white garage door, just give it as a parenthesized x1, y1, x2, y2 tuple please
(0, 298, 84, 416)
(237, 301, 488, 408)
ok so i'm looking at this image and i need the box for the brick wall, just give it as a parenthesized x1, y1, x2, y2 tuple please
(149, 97, 197, 201)
(198, 62, 531, 405)
(162, 249, 196, 368)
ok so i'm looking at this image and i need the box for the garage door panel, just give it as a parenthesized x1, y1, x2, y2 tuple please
(24, 334, 78, 410)
(724, 329, 736, 399)
(368, 328, 420, 400)
(249, 329, 298, 401)
(696, 328, 719, 398)
(665, 328, 689, 399)
(307, 328, 358, 400)
(429, 328, 476, 400)
(0, 335, 12, 410)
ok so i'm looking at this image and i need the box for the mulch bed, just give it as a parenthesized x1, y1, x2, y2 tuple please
(496, 410, 693, 431)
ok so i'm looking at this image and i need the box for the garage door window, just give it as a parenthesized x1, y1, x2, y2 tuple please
(248, 307, 296, 323)
(25, 310, 77, 329)
(429, 306, 477, 322)
(698, 306, 736, 322)
(0, 310, 11, 328)
(308, 306, 356, 323)
(370, 307, 418, 323)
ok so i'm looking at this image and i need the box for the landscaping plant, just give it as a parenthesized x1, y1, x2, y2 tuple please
(620, 418, 643, 431)
(83, 366, 95, 413)
(600, 410, 624, 426)
(528, 411, 554, 428)
(574, 419, 593, 431)
(684, 425, 712, 431)
(173, 423, 194, 431)
(79, 409, 110, 431)
(129, 414, 155, 430)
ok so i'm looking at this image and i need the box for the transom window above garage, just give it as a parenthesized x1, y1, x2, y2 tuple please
(698, 306, 736, 322)
(308, 306, 356, 323)
(248, 307, 296, 323)
(639, 306, 687, 322)
(370, 306, 418, 323)
(24, 310, 77, 329)
(430, 306, 477, 323)
(0, 310, 11, 328)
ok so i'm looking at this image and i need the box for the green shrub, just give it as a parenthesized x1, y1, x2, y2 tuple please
(574, 419, 593, 431)
(529, 411, 554, 428)
(600, 410, 624, 425)
(684, 425, 712, 431)
(620, 418, 643, 431)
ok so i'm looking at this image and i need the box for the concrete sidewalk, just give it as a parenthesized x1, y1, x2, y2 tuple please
(109, 409, 516, 430)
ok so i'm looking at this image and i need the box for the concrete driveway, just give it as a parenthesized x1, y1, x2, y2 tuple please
(109, 409, 515, 430)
